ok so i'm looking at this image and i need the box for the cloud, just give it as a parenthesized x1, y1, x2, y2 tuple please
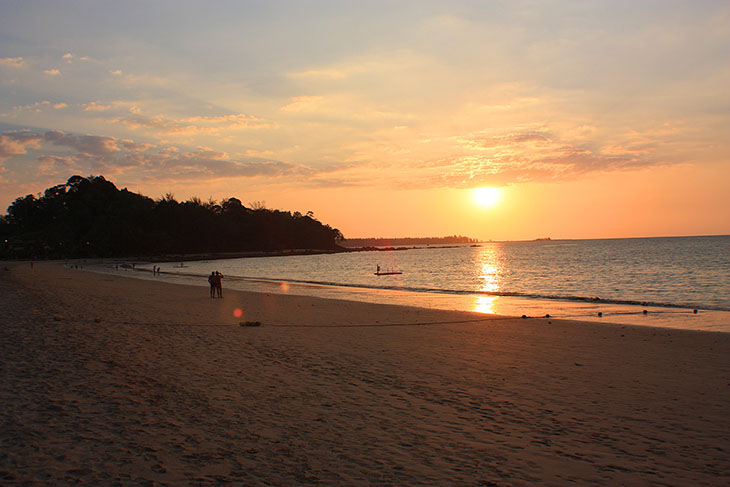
(43, 130, 120, 155)
(142, 150, 295, 180)
(279, 93, 407, 122)
(37, 155, 81, 175)
(0, 132, 43, 161)
(287, 52, 429, 83)
(120, 139, 154, 151)
(414, 130, 652, 189)
(12, 100, 53, 113)
(9, 100, 68, 114)
(0, 57, 24, 68)
(311, 125, 671, 192)
(83, 101, 114, 111)
(460, 131, 553, 150)
(9, 96, 276, 142)
(0, 129, 302, 184)
(306, 177, 366, 188)
(110, 109, 276, 135)
(280, 96, 324, 113)
(60, 53, 88, 64)
(492, 132, 553, 147)
(43, 68, 60, 76)
(182, 114, 263, 125)
(289, 68, 348, 80)
(115, 72, 170, 87)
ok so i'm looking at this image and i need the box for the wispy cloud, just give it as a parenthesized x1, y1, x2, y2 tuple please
(12, 100, 58, 113)
(280, 96, 324, 113)
(83, 101, 114, 112)
(406, 129, 660, 188)
(0, 57, 24, 68)
(292, 124, 673, 192)
(109, 108, 277, 136)
(0, 129, 302, 184)
(289, 68, 349, 80)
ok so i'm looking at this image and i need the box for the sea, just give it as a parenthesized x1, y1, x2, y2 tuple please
(96, 235, 730, 332)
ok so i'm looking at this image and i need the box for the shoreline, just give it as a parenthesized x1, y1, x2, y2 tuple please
(86, 261, 730, 333)
(2, 262, 730, 485)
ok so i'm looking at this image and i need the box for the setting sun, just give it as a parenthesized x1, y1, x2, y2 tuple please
(473, 187, 501, 208)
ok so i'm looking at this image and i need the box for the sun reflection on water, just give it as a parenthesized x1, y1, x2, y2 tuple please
(473, 245, 503, 314)
(477, 245, 502, 293)
(473, 295, 497, 314)
(480, 263, 499, 293)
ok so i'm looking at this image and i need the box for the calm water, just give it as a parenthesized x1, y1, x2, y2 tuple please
(105, 235, 730, 332)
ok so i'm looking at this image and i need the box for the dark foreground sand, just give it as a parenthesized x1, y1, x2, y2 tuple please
(1, 262, 729, 486)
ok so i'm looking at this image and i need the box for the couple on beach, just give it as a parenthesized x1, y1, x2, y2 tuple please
(208, 271, 224, 298)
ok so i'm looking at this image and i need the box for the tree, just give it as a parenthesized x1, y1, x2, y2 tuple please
(0, 176, 345, 258)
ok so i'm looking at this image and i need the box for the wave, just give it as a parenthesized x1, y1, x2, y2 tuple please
(165, 269, 729, 312)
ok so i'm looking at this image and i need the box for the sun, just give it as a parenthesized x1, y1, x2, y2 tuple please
(473, 187, 501, 208)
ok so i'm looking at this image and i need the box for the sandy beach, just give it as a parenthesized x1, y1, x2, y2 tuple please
(1, 262, 729, 486)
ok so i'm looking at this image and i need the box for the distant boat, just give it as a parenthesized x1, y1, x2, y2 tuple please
(374, 265, 402, 276)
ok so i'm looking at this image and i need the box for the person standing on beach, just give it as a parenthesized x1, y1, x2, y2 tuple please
(215, 271, 224, 298)
(208, 271, 216, 298)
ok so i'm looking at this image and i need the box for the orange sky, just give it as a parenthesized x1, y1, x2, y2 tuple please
(1, 1, 728, 240)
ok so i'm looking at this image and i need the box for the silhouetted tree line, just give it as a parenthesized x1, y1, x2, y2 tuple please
(0, 175, 344, 258)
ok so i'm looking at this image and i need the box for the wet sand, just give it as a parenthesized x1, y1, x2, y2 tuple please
(1, 262, 729, 486)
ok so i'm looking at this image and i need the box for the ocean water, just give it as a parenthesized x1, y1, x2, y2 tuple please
(104, 235, 730, 332)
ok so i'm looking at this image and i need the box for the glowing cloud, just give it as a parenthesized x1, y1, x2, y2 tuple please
(84, 102, 113, 112)
(0, 57, 24, 67)
(0, 132, 43, 161)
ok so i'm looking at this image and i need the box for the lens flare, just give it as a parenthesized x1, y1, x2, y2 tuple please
(280, 282, 290, 292)
(233, 308, 243, 318)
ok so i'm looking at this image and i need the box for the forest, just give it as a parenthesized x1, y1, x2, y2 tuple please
(0, 175, 344, 259)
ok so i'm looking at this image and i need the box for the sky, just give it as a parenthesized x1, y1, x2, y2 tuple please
(0, 0, 728, 241)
